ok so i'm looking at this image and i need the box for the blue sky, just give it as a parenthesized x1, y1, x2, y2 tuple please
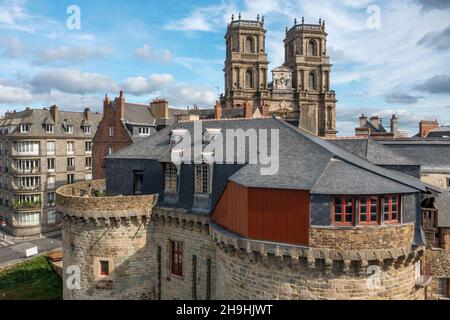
(0, 0, 449, 135)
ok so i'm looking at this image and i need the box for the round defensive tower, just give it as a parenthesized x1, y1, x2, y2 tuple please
(211, 223, 425, 300)
(57, 180, 157, 300)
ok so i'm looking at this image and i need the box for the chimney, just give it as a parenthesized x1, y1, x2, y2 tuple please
(214, 101, 222, 120)
(84, 108, 91, 121)
(370, 115, 381, 130)
(244, 100, 253, 119)
(359, 114, 368, 127)
(419, 120, 439, 138)
(50, 105, 59, 123)
(103, 94, 110, 115)
(150, 99, 169, 119)
(390, 114, 398, 137)
(117, 90, 125, 120)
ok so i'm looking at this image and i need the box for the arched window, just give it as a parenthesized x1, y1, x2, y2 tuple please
(327, 106, 333, 129)
(245, 70, 253, 88)
(308, 40, 317, 56)
(308, 72, 316, 90)
(245, 37, 253, 53)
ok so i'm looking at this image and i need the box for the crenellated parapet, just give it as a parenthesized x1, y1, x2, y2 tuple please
(152, 207, 210, 235)
(56, 180, 157, 227)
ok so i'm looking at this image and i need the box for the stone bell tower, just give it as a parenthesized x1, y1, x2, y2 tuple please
(284, 17, 337, 137)
(224, 13, 269, 110)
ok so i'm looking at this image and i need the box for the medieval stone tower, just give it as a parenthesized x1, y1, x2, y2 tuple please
(224, 15, 337, 137)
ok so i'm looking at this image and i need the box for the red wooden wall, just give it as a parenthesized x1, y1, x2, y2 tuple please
(212, 181, 310, 245)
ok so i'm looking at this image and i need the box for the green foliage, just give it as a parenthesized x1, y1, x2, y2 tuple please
(0, 256, 62, 300)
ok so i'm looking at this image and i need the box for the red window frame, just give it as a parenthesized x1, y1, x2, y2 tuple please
(382, 195, 401, 224)
(333, 196, 355, 226)
(170, 241, 183, 277)
(358, 196, 379, 225)
(99, 260, 109, 276)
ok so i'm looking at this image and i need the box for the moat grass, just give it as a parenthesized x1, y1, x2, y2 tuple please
(0, 255, 62, 300)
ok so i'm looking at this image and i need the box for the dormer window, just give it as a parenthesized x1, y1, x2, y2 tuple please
(170, 129, 188, 146)
(20, 124, 30, 133)
(83, 126, 91, 134)
(165, 163, 178, 193)
(66, 125, 74, 134)
(195, 163, 210, 195)
(45, 124, 54, 133)
(138, 127, 150, 136)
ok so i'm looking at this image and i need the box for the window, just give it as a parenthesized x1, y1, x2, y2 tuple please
(18, 212, 40, 225)
(47, 141, 55, 155)
(85, 173, 92, 181)
(195, 164, 209, 194)
(67, 174, 75, 184)
(138, 127, 150, 136)
(47, 210, 56, 224)
(66, 125, 74, 134)
(133, 170, 144, 195)
(333, 196, 354, 226)
(437, 278, 449, 297)
(85, 141, 92, 153)
(308, 40, 317, 56)
(447, 178, 450, 189)
(109, 126, 114, 137)
(47, 192, 56, 206)
(20, 124, 30, 133)
(47, 176, 56, 189)
(83, 126, 91, 134)
(383, 195, 401, 224)
(308, 72, 316, 90)
(67, 158, 75, 170)
(47, 158, 55, 172)
(99, 260, 110, 276)
(170, 240, 183, 277)
(245, 37, 253, 53)
(245, 70, 253, 88)
(165, 163, 178, 193)
(16, 141, 39, 155)
(45, 124, 54, 133)
(108, 147, 112, 155)
(67, 141, 75, 155)
(85, 157, 92, 169)
(359, 196, 379, 225)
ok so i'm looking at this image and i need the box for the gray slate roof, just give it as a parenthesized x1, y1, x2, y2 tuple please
(436, 191, 450, 227)
(379, 140, 450, 172)
(120, 102, 187, 126)
(109, 118, 429, 195)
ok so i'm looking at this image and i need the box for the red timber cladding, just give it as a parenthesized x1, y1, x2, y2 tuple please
(212, 181, 310, 246)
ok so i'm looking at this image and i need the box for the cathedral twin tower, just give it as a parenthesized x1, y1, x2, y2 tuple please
(223, 15, 337, 137)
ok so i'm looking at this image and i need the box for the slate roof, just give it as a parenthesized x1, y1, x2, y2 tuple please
(120, 102, 187, 126)
(187, 107, 248, 120)
(330, 138, 417, 166)
(109, 117, 430, 195)
(436, 191, 450, 227)
(379, 140, 450, 172)
(427, 126, 450, 138)
(362, 121, 387, 133)
(0, 108, 101, 138)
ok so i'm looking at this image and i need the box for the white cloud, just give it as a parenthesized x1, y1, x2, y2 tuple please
(0, 0, 30, 31)
(123, 73, 174, 95)
(0, 82, 32, 103)
(134, 44, 172, 63)
(2, 36, 23, 58)
(33, 46, 113, 65)
(30, 68, 118, 94)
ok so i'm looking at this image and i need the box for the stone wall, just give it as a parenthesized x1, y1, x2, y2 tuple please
(421, 173, 450, 190)
(310, 224, 414, 250)
(215, 245, 420, 300)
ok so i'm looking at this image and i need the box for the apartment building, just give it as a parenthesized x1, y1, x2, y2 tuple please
(0, 105, 101, 237)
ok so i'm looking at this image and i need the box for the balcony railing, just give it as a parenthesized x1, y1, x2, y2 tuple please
(67, 165, 76, 171)
(12, 167, 40, 174)
(12, 200, 42, 210)
(13, 185, 41, 192)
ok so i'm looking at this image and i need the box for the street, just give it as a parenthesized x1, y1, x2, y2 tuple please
(0, 233, 62, 267)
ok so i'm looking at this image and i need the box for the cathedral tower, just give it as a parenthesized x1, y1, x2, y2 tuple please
(284, 18, 337, 137)
(224, 14, 269, 109)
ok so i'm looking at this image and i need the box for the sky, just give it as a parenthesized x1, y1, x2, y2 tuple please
(0, 0, 449, 136)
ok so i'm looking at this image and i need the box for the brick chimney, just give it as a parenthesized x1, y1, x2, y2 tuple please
(103, 94, 110, 115)
(419, 120, 439, 138)
(260, 102, 269, 117)
(214, 101, 222, 120)
(244, 101, 253, 119)
(117, 90, 125, 120)
(359, 114, 368, 127)
(150, 99, 169, 119)
(370, 115, 381, 130)
(50, 105, 59, 123)
(84, 108, 91, 121)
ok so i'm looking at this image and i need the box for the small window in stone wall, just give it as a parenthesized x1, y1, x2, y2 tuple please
(170, 240, 183, 277)
(447, 178, 450, 189)
(100, 260, 110, 276)
(94, 257, 114, 280)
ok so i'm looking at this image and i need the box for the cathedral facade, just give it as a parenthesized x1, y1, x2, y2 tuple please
(223, 15, 337, 137)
